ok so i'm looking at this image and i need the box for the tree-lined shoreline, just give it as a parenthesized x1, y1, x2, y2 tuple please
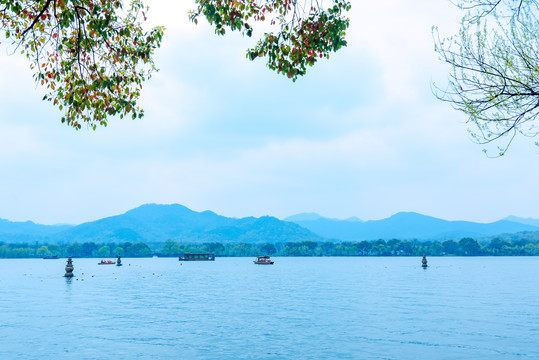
(2, 236, 539, 259)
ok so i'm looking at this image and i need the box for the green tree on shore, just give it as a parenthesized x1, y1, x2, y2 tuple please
(459, 237, 481, 255)
(66, 242, 82, 257)
(260, 242, 277, 255)
(3, 232, 539, 258)
(126, 242, 151, 257)
(160, 240, 181, 256)
(36, 245, 50, 257)
(442, 240, 458, 255)
(98, 245, 111, 257)
(113, 247, 125, 256)
(48, 243, 61, 255)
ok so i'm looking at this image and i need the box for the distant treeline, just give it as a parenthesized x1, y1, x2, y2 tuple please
(1, 236, 539, 258)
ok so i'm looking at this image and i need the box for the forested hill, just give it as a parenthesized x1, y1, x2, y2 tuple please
(1, 205, 539, 244)
(1, 204, 323, 244)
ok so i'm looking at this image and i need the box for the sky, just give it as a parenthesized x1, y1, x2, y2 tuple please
(1, 0, 539, 225)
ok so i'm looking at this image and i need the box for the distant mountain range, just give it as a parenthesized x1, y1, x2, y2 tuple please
(1, 204, 538, 244)
(0, 218, 72, 235)
(503, 215, 539, 228)
(0, 218, 72, 243)
(285, 212, 363, 223)
(284, 212, 539, 241)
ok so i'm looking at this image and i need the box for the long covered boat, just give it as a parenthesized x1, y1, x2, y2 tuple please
(178, 252, 215, 261)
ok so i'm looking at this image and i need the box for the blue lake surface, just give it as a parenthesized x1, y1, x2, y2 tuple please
(1, 256, 538, 359)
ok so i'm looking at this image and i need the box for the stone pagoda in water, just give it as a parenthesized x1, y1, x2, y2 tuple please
(421, 254, 428, 268)
(64, 255, 74, 277)
(116, 254, 122, 266)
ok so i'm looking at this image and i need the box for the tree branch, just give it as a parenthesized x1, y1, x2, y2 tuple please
(21, 0, 53, 37)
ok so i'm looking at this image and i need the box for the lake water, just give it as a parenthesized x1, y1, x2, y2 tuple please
(1, 257, 538, 359)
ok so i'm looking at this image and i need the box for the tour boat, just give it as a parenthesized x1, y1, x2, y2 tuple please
(98, 260, 116, 265)
(178, 253, 215, 261)
(42, 255, 58, 259)
(254, 255, 274, 265)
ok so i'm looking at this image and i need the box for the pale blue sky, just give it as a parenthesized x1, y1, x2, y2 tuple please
(1, 0, 538, 225)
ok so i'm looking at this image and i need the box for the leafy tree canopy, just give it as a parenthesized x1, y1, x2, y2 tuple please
(434, 0, 539, 155)
(1, 0, 164, 129)
(189, 0, 351, 81)
(1, 0, 351, 130)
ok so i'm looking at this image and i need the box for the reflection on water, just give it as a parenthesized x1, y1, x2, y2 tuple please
(0, 257, 538, 359)
(64, 276, 73, 295)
